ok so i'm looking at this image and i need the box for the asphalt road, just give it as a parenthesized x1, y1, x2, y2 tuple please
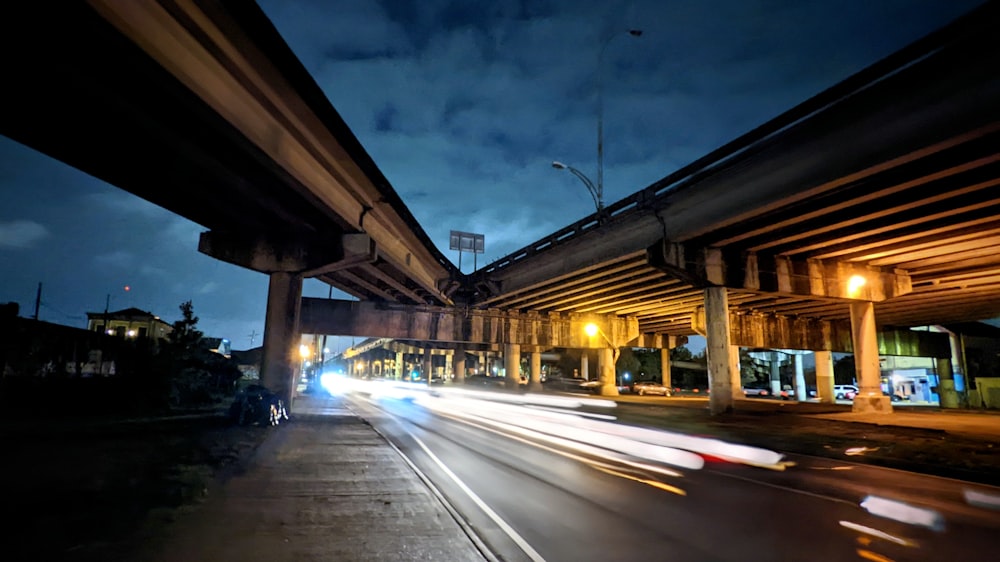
(347, 387, 1000, 562)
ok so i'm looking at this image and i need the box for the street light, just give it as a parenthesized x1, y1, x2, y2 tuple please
(553, 28, 642, 218)
(552, 161, 601, 213)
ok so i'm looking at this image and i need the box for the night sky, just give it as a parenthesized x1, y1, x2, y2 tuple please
(0, 0, 984, 352)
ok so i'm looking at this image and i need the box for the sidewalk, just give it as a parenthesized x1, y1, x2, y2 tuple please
(133, 395, 488, 562)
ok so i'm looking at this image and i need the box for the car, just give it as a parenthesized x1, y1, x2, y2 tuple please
(634, 381, 670, 396)
(743, 381, 772, 398)
(834, 385, 859, 400)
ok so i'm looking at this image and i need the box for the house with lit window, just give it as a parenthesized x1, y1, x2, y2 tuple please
(85, 307, 173, 342)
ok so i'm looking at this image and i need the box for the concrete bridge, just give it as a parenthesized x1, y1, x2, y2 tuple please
(3, 1, 998, 413)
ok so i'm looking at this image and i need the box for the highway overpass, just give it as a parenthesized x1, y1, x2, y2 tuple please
(2, 1, 998, 411)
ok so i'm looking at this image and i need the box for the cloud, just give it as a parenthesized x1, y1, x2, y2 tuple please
(195, 281, 220, 295)
(94, 250, 134, 268)
(0, 220, 49, 249)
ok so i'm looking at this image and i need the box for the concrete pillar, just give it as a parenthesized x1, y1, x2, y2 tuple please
(394, 351, 403, 380)
(423, 349, 433, 385)
(504, 344, 521, 390)
(815, 350, 834, 403)
(948, 332, 968, 406)
(598, 347, 619, 396)
(793, 353, 806, 401)
(445, 351, 453, 383)
(660, 347, 671, 389)
(260, 271, 302, 409)
(769, 351, 782, 396)
(529, 351, 543, 391)
(705, 286, 734, 415)
(936, 357, 959, 408)
(581, 353, 589, 381)
(849, 301, 892, 413)
(729, 344, 742, 400)
(454, 347, 466, 384)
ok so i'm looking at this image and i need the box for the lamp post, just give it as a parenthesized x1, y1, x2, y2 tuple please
(552, 161, 601, 213)
(553, 28, 642, 218)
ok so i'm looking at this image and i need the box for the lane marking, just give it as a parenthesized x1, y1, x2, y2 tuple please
(839, 520, 917, 547)
(411, 434, 547, 562)
(590, 464, 687, 496)
(856, 548, 895, 562)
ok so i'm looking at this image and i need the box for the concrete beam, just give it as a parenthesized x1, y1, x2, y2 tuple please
(629, 333, 689, 349)
(300, 298, 638, 348)
(693, 308, 950, 356)
(199, 230, 333, 273)
(648, 240, 912, 301)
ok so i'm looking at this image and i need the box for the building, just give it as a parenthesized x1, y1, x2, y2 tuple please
(86, 307, 173, 341)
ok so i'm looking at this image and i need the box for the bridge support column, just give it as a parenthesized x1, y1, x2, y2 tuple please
(423, 349, 433, 385)
(815, 351, 834, 403)
(445, 351, 453, 383)
(936, 358, 959, 408)
(504, 344, 521, 390)
(729, 344, 742, 400)
(260, 271, 302, 409)
(529, 351, 543, 391)
(580, 353, 589, 381)
(394, 351, 403, 380)
(454, 347, 466, 384)
(598, 347, 619, 396)
(769, 351, 782, 396)
(771, 350, 781, 398)
(850, 301, 892, 413)
(661, 348, 671, 390)
(793, 353, 806, 401)
(705, 286, 734, 414)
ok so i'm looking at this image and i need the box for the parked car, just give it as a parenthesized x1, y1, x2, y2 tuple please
(229, 384, 289, 426)
(743, 381, 772, 398)
(634, 381, 671, 396)
(834, 385, 859, 400)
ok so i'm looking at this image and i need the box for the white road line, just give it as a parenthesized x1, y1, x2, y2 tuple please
(411, 433, 548, 562)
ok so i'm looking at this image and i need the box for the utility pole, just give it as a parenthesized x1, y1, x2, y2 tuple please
(248, 329, 258, 348)
(33, 282, 42, 321)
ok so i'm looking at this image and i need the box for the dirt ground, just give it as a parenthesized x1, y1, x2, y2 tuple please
(1, 412, 273, 561)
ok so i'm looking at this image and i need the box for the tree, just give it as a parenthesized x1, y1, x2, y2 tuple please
(671, 346, 694, 362)
(834, 354, 856, 385)
(168, 300, 203, 354)
(160, 300, 239, 408)
(616, 348, 641, 380)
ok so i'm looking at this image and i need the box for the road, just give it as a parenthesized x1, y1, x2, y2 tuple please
(341, 381, 1000, 562)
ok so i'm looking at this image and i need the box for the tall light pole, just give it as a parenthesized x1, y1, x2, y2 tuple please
(552, 161, 601, 213)
(553, 28, 642, 217)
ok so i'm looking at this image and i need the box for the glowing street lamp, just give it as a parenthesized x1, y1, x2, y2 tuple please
(847, 274, 867, 297)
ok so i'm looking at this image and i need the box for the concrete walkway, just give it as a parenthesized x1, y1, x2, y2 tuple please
(138, 395, 488, 562)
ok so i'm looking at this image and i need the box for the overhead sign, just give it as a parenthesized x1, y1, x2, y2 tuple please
(449, 231, 484, 254)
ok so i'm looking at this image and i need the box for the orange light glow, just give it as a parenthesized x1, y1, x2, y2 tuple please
(847, 275, 866, 296)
